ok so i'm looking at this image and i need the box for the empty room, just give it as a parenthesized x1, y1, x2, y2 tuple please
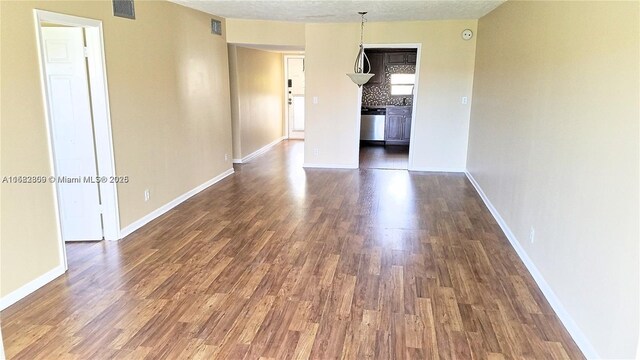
(0, 0, 638, 359)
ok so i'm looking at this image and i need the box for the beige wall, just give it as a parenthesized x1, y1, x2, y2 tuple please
(0, 1, 233, 297)
(226, 18, 305, 51)
(228, 45, 242, 160)
(467, 1, 639, 358)
(228, 45, 284, 160)
(304, 20, 477, 169)
(303, 23, 360, 167)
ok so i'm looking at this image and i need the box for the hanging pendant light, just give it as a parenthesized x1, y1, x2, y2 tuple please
(346, 12, 374, 87)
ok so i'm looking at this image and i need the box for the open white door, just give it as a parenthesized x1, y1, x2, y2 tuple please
(286, 56, 305, 139)
(42, 27, 103, 241)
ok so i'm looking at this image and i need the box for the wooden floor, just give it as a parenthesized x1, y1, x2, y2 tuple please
(359, 144, 408, 170)
(1, 140, 583, 359)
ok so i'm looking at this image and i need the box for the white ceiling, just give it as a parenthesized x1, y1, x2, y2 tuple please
(170, 0, 506, 23)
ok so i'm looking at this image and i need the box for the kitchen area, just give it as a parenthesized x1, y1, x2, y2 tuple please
(359, 48, 417, 170)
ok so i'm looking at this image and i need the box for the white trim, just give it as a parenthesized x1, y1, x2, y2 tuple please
(84, 25, 121, 241)
(33, 11, 68, 271)
(303, 163, 358, 169)
(284, 55, 305, 140)
(119, 168, 235, 238)
(359, 43, 422, 171)
(233, 136, 285, 164)
(464, 171, 598, 359)
(0, 326, 5, 360)
(0, 264, 66, 311)
(34, 10, 121, 277)
(283, 54, 289, 139)
(409, 166, 465, 173)
(33, 9, 101, 27)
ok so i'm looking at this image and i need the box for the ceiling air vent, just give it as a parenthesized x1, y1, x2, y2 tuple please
(113, 0, 135, 20)
(211, 19, 222, 35)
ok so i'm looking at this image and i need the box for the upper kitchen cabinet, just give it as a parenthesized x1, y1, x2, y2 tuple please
(406, 52, 417, 65)
(364, 52, 384, 85)
(385, 52, 407, 65)
(385, 51, 417, 65)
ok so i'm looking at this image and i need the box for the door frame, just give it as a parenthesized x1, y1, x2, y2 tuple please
(284, 54, 305, 139)
(356, 43, 422, 170)
(34, 10, 121, 268)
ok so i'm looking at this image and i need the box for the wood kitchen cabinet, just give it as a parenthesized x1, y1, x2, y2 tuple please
(385, 107, 412, 145)
(363, 52, 384, 85)
(385, 51, 417, 66)
(406, 52, 417, 65)
(385, 114, 404, 141)
(385, 52, 407, 65)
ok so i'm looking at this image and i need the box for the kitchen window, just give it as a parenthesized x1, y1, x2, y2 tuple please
(390, 73, 416, 96)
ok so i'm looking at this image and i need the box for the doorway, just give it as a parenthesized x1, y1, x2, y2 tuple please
(356, 44, 421, 170)
(285, 55, 305, 139)
(35, 10, 120, 269)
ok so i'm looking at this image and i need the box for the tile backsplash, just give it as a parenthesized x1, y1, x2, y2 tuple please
(362, 64, 416, 106)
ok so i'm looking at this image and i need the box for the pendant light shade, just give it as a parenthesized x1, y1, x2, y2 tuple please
(346, 12, 374, 87)
(347, 73, 375, 86)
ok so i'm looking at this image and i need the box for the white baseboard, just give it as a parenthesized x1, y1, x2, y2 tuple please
(464, 171, 598, 359)
(303, 163, 358, 169)
(0, 168, 235, 313)
(409, 166, 465, 173)
(301, 165, 465, 172)
(119, 168, 235, 238)
(0, 326, 4, 360)
(233, 136, 285, 164)
(0, 264, 65, 311)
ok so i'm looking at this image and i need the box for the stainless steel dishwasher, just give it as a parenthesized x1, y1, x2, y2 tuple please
(360, 107, 386, 141)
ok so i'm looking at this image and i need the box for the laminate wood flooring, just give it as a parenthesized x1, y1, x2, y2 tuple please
(359, 145, 409, 170)
(1, 140, 584, 359)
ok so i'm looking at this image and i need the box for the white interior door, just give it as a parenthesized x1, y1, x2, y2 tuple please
(287, 57, 305, 139)
(42, 27, 103, 241)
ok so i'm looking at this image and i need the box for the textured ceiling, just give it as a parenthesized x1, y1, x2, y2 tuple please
(170, 0, 506, 22)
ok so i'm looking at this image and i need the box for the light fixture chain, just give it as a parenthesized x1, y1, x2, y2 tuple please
(346, 11, 374, 87)
(360, 13, 365, 46)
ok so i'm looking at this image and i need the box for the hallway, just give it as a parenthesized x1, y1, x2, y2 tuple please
(1, 140, 582, 359)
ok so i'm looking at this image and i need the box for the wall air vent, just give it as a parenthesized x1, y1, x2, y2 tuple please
(211, 19, 222, 35)
(113, 0, 135, 20)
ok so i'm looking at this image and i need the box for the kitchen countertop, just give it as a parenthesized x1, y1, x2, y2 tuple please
(361, 105, 411, 110)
